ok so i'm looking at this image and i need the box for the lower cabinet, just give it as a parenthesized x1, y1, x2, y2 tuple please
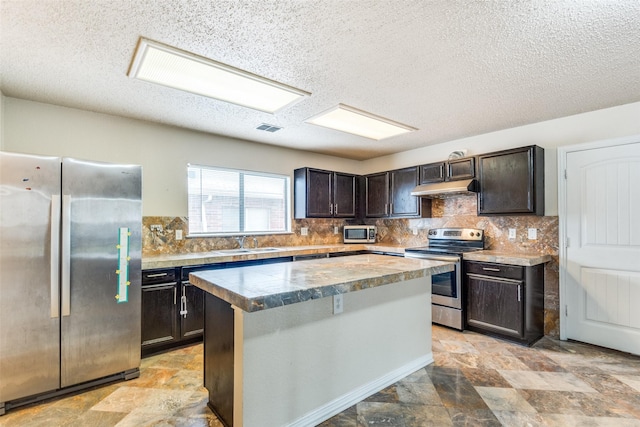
(465, 261, 544, 346)
(141, 281, 179, 347)
(142, 258, 294, 356)
(141, 267, 205, 355)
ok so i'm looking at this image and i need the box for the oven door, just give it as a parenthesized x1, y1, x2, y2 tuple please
(404, 253, 462, 309)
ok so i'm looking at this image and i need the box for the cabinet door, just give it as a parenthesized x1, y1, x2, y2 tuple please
(305, 169, 333, 217)
(390, 166, 420, 217)
(180, 284, 205, 339)
(365, 172, 389, 217)
(420, 162, 445, 184)
(333, 172, 356, 217)
(477, 146, 544, 215)
(447, 157, 475, 181)
(141, 284, 178, 347)
(466, 274, 524, 338)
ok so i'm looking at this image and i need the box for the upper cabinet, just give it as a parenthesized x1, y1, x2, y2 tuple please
(419, 157, 475, 184)
(294, 168, 357, 218)
(364, 171, 389, 217)
(477, 145, 544, 216)
(419, 162, 446, 184)
(446, 157, 476, 181)
(365, 166, 430, 218)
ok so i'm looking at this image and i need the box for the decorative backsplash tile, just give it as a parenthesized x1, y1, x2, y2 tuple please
(143, 194, 560, 336)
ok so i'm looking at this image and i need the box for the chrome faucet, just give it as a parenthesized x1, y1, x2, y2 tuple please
(235, 235, 246, 248)
(253, 237, 258, 248)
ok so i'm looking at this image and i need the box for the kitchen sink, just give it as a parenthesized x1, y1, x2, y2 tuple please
(218, 247, 280, 254)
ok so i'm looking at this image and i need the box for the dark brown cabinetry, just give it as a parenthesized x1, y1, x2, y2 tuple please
(477, 145, 544, 215)
(447, 157, 476, 181)
(419, 157, 476, 184)
(419, 162, 446, 184)
(141, 267, 205, 355)
(364, 171, 389, 217)
(365, 166, 430, 218)
(141, 268, 180, 351)
(465, 261, 544, 345)
(294, 168, 356, 218)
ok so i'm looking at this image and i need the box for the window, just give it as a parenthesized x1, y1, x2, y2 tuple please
(187, 165, 290, 236)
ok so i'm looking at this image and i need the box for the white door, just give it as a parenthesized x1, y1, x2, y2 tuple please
(563, 139, 640, 354)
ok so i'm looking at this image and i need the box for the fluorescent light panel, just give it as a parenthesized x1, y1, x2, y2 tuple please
(306, 104, 417, 140)
(128, 39, 310, 113)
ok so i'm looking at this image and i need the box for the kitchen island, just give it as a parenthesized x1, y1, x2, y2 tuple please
(189, 254, 453, 427)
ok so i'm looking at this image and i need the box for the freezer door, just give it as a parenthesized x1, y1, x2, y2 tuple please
(60, 158, 142, 387)
(0, 152, 61, 402)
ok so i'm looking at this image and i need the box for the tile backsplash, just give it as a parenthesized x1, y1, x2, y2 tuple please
(143, 194, 559, 336)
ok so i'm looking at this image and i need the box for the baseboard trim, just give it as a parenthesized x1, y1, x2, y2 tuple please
(289, 352, 434, 427)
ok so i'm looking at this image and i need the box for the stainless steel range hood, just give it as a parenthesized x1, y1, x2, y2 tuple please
(410, 179, 479, 198)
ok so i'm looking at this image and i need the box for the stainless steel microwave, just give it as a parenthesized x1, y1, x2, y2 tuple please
(343, 225, 377, 243)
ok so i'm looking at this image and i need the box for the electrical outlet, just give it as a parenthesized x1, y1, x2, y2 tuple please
(150, 224, 163, 232)
(301, 227, 308, 236)
(333, 294, 343, 314)
(528, 228, 537, 240)
(508, 228, 516, 239)
(334, 226, 339, 234)
(175, 230, 183, 240)
(412, 227, 418, 235)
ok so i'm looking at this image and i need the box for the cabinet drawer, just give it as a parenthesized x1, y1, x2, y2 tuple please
(142, 268, 177, 285)
(465, 262, 523, 280)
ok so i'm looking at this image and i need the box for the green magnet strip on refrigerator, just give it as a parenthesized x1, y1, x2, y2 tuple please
(115, 227, 131, 303)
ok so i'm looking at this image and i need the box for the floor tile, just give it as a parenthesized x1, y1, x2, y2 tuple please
(3, 326, 640, 426)
(475, 387, 536, 413)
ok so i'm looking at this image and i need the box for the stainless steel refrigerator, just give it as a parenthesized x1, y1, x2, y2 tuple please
(0, 151, 142, 414)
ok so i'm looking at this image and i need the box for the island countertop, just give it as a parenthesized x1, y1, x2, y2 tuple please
(189, 253, 453, 312)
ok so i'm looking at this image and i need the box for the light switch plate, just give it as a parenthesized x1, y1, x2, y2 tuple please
(528, 228, 537, 240)
(334, 226, 339, 234)
(333, 294, 343, 314)
(175, 230, 183, 240)
(301, 227, 308, 236)
(508, 228, 516, 239)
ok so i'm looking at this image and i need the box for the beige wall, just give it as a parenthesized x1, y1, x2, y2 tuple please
(2, 97, 361, 216)
(0, 91, 5, 150)
(3, 96, 640, 217)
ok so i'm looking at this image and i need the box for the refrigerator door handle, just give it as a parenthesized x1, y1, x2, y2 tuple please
(50, 195, 61, 318)
(61, 194, 71, 317)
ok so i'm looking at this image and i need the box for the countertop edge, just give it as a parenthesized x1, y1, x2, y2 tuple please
(189, 255, 453, 313)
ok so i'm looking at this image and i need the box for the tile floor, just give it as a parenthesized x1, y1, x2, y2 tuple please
(1, 326, 639, 426)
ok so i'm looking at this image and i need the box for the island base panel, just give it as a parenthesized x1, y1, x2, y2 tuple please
(204, 294, 234, 427)
(237, 277, 432, 426)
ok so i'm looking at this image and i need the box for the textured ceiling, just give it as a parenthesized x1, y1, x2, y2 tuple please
(1, 0, 639, 160)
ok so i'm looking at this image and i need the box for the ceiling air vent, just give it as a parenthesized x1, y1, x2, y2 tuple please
(256, 123, 282, 132)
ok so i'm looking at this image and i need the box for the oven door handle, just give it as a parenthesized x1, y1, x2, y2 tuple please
(405, 253, 461, 263)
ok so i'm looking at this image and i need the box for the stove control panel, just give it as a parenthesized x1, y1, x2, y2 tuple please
(427, 228, 484, 242)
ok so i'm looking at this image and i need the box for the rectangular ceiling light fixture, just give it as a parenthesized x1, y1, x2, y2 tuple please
(305, 104, 417, 140)
(128, 38, 310, 114)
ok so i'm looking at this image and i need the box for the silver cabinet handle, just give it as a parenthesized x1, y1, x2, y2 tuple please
(335, 204, 338, 215)
(329, 204, 333, 215)
(50, 195, 61, 318)
(180, 295, 188, 317)
(390, 203, 393, 214)
(173, 286, 177, 305)
(147, 272, 168, 278)
(482, 267, 501, 272)
(517, 284, 521, 302)
(61, 194, 71, 317)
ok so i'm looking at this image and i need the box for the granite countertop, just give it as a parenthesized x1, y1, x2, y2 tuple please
(463, 250, 552, 266)
(142, 244, 406, 269)
(188, 254, 453, 313)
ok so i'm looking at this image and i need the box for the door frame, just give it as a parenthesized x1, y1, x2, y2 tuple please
(557, 133, 640, 340)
